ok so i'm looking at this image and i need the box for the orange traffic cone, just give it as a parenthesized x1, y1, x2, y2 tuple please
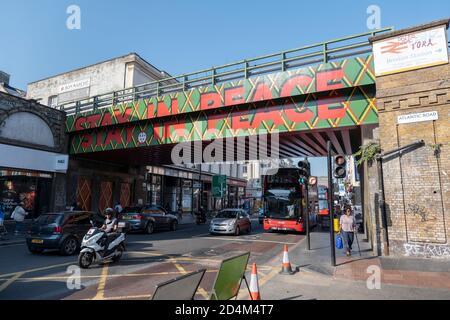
(249, 263, 261, 300)
(280, 244, 295, 275)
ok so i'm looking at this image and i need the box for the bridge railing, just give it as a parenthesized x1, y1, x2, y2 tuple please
(60, 27, 393, 115)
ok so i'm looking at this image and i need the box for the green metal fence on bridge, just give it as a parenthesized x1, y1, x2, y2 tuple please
(59, 28, 393, 115)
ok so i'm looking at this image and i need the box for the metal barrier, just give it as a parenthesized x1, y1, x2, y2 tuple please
(210, 251, 250, 300)
(59, 28, 393, 115)
(151, 269, 206, 300)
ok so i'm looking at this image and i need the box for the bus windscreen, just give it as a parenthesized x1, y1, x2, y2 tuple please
(265, 188, 301, 220)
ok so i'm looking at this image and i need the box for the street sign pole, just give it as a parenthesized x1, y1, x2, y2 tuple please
(327, 141, 336, 267)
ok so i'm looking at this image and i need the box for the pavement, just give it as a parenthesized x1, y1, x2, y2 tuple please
(0, 220, 30, 246)
(256, 231, 450, 300)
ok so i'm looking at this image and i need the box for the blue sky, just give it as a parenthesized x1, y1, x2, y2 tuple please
(0, 0, 448, 176)
(1, 0, 449, 90)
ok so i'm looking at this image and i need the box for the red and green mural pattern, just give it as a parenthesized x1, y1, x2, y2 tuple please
(68, 55, 377, 154)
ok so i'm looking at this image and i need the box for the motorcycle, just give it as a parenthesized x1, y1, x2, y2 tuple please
(78, 225, 126, 269)
(195, 212, 207, 225)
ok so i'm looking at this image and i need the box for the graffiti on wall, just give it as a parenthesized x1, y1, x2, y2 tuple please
(404, 243, 450, 258)
(406, 203, 436, 222)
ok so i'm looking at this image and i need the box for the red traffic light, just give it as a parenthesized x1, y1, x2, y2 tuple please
(335, 155, 346, 165)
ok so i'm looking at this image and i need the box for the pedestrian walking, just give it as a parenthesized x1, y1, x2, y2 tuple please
(177, 203, 183, 221)
(11, 202, 28, 235)
(0, 204, 7, 238)
(339, 206, 356, 256)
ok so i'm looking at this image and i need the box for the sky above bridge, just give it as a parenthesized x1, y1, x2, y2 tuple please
(1, 0, 449, 176)
(1, 0, 449, 91)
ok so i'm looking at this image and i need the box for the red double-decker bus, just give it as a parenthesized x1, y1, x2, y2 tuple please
(318, 185, 329, 216)
(261, 168, 308, 233)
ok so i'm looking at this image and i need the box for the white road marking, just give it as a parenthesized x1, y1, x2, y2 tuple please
(0, 272, 24, 292)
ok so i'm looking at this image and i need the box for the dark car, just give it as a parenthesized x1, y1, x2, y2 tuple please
(118, 206, 178, 234)
(26, 211, 102, 255)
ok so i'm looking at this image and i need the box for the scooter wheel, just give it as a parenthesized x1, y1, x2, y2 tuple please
(112, 245, 124, 263)
(78, 252, 94, 269)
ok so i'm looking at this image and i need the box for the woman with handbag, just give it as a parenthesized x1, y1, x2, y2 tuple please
(339, 207, 356, 256)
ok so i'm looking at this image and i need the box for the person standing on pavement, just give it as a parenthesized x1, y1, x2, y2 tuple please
(339, 207, 356, 256)
(11, 202, 28, 235)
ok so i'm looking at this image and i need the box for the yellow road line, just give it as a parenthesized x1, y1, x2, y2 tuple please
(259, 267, 279, 287)
(100, 294, 152, 300)
(197, 287, 210, 299)
(237, 266, 280, 300)
(92, 263, 109, 300)
(0, 262, 74, 278)
(171, 260, 209, 300)
(0, 269, 220, 282)
(0, 272, 24, 293)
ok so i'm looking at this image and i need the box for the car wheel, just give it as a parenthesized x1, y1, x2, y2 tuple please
(28, 247, 44, 254)
(235, 226, 240, 236)
(247, 224, 252, 234)
(145, 222, 154, 234)
(170, 220, 178, 231)
(60, 237, 78, 256)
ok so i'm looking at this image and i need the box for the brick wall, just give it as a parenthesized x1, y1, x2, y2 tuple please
(0, 91, 67, 153)
(376, 62, 450, 259)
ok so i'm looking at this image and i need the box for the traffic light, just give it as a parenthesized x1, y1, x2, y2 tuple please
(297, 160, 310, 184)
(334, 155, 346, 179)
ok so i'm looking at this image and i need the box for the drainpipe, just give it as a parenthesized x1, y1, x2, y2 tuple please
(376, 157, 389, 256)
(375, 139, 424, 257)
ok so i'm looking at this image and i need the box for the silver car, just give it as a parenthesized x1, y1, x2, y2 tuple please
(209, 209, 252, 236)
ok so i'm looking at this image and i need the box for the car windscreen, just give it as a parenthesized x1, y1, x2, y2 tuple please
(121, 207, 142, 213)
(318, 200, 328, 210)
(265, 188, 301, 219)
(35, 214, 63, 225)
(216, 211, 239, 219)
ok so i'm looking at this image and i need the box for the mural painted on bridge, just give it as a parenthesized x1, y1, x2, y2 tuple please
(68, 55, 378, 154)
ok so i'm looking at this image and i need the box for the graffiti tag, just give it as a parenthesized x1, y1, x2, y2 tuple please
(406, 203, 435, 222)
(404, 243, 450, 258)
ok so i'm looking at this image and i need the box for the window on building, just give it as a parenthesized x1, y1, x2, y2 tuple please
(48, 95, 58, 108)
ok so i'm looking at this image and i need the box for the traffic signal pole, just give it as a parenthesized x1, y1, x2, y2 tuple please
(327, 141, 336, 267)
(305, 182, 310, 251)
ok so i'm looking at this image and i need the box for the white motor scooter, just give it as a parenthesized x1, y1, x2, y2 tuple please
(78, 224, 126, 269)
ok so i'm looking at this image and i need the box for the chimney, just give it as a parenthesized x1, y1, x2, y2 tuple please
(0, 71, 10, 85)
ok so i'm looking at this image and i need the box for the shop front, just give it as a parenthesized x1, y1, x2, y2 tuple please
(0, 144, 69, 220)
(0, 169, 53, 220)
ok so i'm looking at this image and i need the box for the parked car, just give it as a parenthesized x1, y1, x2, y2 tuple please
(26, 211, 103, 255)
(209, 209, 251, 236)
(118, 206, 178, 234)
